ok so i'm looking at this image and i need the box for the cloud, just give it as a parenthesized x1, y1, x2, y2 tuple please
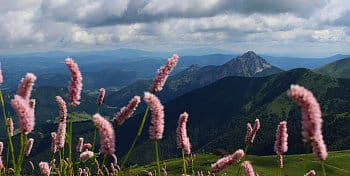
(39, 0, 327, 27)
(334, 10, 350, 26)
(0, 0, 349, 56)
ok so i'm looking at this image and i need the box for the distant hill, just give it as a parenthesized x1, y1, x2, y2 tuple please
(105, 51, 282, 108)
(264, 54, 350, 70)
(314, 57, 350, 79)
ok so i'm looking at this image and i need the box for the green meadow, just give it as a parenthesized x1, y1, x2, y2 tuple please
(122, 150, 350, 176)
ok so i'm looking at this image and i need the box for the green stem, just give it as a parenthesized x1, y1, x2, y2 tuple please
(14, 133, 27, 176)
(59, 149, 62, 175)
(92, 127, 97, 152)
(68, 119, 73, 162)
(102, 155, 107, 167)
(154, 140, 161, 176)
(120, 105, 150, 170)
(182, 149, 187, 175)
(5, 145, 9, 168)
(322, 161, 327, 176)
(191, 153, 194, 175)
(0, 91, 15, 169)
(304, 143, 311, 173)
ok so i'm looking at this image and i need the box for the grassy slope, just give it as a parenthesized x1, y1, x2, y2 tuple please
(315, 57, 350, 79)
(125, 150, 350, 176)
(125, 68, 350, 164)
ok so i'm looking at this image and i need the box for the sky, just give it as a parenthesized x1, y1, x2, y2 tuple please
(0, 0, 350, 57)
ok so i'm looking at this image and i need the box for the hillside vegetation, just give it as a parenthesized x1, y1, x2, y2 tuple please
(128, 150, 350, 176)
(315, 57, 350, 79)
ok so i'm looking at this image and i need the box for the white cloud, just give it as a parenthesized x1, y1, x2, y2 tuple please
(0, 0, 349, 56)
(312, 29, 347, 42)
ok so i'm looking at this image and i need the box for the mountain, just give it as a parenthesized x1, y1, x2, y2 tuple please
(264, 54, 350, 70)
(118, 68, 350, 164)
(314, 57, 350, 79)
(105, 51, 282, 107)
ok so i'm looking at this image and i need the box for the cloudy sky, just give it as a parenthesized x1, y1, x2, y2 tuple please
(0, 0, 349, 57)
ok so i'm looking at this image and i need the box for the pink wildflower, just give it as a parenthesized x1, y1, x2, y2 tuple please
(288, 84, 322, 142)
(312, 137, 328, 161)
(274, 121, 288, 155)
(288, 84, 328, 161)
(51, 132, 57, 154)
(55, 96, 67, 149)
(24, 138, 34, 156)
(245, 119, 261, 145)
(114, 96, 141, 125)
(55, 96, 67, 122)
(112, 154, 118, 166)
(211, 149, 245, 173)
(39, 162, 50, 176)
(82, 143, 92, 151)
(55, 122, 66, 149)
(97, 88, 105, 106)
(0, 142, 3, 155)
(244, 123, 253, 145)
(0, 157, 3, 169)
(304, 170, 316, 176)
(8, 117, 14, 136)
(150, 54, 179, 92)
(11, 95, 35, 134)
(78, 168, 83, 176)
(80, 151, 94, 162)
(144, 92, 165, 140)
(176, 112, 191, 155)
(29, 99, 36, 109)
(16, 73, 37, 100)
(92, 113, 115, 155)
(76, 137, 84, 153)
(65, 58, 83, 106)
(241, 161, 255, 176)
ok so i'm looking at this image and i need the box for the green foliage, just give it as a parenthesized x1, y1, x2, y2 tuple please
(315, 57, 350, 79)
(122, 68, 350, 164)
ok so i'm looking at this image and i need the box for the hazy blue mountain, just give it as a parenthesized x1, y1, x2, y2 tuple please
(264, 54, 350, 70)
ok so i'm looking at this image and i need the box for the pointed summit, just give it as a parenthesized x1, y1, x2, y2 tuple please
(219, 51, 281, 77)
(241, 51, 259, 58)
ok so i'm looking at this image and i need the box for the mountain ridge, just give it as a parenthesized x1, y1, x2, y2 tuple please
(106, 51, 283, 108)
(314, 57, 350, 79)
